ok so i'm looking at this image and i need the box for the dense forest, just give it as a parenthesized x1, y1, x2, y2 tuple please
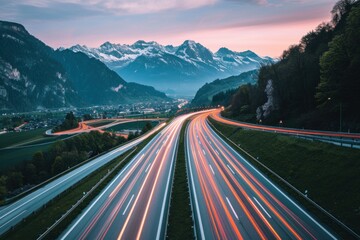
(223, 0, 360, 132)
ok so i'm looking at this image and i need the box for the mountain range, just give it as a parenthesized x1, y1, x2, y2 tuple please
(191, 69, 258, 106)
(0, 21, 169, 112)
(70, 40, 274, 95)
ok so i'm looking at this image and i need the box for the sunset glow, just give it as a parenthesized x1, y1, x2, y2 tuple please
(1, 0, 337, 57)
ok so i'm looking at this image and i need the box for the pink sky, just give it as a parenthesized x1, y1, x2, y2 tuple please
(1, 0, 337, 57)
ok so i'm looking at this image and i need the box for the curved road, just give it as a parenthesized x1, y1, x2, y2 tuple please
(211, 109, 360, 140)
(60, 112, 201, 240)
(187, 111, 336, 239)
(0, 122, 165, 236)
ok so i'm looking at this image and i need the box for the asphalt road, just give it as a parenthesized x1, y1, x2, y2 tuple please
(60, 112, 199, 240)
(186, 111, 337, 239)
(0, 122, 165, 236)
(211, 109, 360, 139)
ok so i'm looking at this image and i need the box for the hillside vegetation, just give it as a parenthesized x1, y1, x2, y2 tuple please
(224, 0, 360, 132)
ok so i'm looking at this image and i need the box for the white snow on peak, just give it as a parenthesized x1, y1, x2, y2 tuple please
(68, 40, 274, 75)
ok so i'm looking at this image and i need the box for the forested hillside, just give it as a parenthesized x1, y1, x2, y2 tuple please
(225, 0, 360, 132)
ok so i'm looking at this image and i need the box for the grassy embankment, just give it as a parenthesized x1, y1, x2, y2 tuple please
(1, 127, 162, 240)
(166, 119, 194, 240)
(85, 119, 115, 128)
(209, 118, 360, 239)
(106, 120, 159, 132)
(0, 129, 68, 170)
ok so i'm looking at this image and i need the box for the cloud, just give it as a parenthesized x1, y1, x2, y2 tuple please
(222, 0, 269, 5)
(103, 0, 218, 14)
(214, 6, 330, 30)
(2, 0, 218, 19)
(14, 2, 107, 20)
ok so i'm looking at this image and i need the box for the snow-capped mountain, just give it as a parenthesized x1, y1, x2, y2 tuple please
(69, 40, 274, 95)
(0, 21, 169, 112)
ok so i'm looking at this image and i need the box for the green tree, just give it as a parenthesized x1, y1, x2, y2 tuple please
(32, 151, 46, 171)
(83, 114, 92, 121)
(0, 176, 7, 200)
(53, 111, 79, 132)
(141, 122, 153, 134)
(24, 163, 37, 183)
(52, 156, 65, 175)
(317, 4, 360, 121)
(6, 171, 24, 191)
(316, 35, 348, 108)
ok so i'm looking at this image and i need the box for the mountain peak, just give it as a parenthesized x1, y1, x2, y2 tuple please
(176, 40, 214, 62)
(133, 40, 146, 45)
(183, 40, 197, 46)
(216, 47, 235, 56)
(239, 50, 258, 58)
(100, 41, 113, 48)
(67, 39, 274, 95)
(0, 21, 28, 35)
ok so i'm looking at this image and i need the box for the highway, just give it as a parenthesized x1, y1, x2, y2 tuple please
(49, 118, 166, 136)
(0, 122, 165, 236)
(186, 111, 337, 239)
(60, 112, 199, 240)
(211, 109, 360, 140)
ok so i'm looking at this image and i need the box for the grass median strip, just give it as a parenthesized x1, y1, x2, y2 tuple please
(1, 127, 162, 240)
(208, 118, 360, 239)
(166, 119, 194, 240)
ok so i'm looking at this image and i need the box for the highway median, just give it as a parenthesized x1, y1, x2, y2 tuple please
(166, 119, 195, 240)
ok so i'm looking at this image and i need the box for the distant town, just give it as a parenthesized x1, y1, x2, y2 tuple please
(0, 99, 188, 134)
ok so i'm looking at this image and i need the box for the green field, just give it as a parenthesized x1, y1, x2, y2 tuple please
(0, 129, 70, 171)
(209, 118, 360, 237)
(20, 135, 69, 146)
(86, 119, 115, 128)
(0, 145, 51, 171)
(0, 128, 49, 149)
(106, 121, 159, 132)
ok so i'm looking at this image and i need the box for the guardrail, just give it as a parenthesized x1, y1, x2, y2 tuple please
(212, 114, 360, 149)
(207, 119, 360, 239)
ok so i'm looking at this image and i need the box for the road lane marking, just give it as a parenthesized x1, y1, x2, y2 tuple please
(227, 164, 235, 175)
(122, 194, 135, 216)
(253, 197, 271, 218)
(0, 210, 27, 229)
(209, 126, 338, 239)
(226, 197, 239, 220)
(61, 148, 147, 240)
(202, 149, 206, 155)
(199, 141, 202, 145)
(109, 154, 145, 198)
(209, 164, 215, 175)
(145, 163, 152, 173)
(156, 149, 160, 155)
(215, 150, 219, 155)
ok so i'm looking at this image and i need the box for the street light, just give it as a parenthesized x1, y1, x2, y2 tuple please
(327, 97, 342, 132)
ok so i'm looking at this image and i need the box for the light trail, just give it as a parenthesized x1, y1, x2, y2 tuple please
(60, 111, 204, 240)
(211, 109, 360, 139)
(186, 110, 337, 239)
